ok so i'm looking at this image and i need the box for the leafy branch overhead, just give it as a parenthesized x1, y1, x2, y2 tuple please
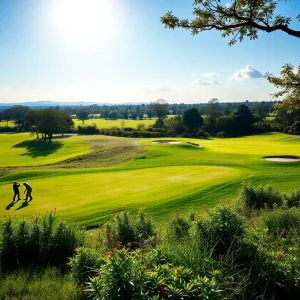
(161, 0, 300, 112)
(161, 0, 300, 46)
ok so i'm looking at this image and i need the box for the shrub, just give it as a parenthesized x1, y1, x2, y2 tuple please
(105, 209, 156, 248)
(77, 124, 99, 134)
(238, 183, 283, 210)
(196, 206, 244, 255)
(86, 249, 144, 300)
(197, 130, 210, 138)
(263, 208, 300, 236)
(285, 189, 300, 208)
(167, 211, 191, 239)
(68, 247, 104, 285)
(0, 211, 84, 271)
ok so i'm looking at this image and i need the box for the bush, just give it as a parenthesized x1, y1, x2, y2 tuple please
(196, 206, 244, 255)
(68, 247, 104, 285)
(0, 211, 84, 271)
(105, 208, 156, 248)
(285, 189, 300, 208)
(167, 211, 191, 239)
(77, 124, 99, 134)
(263, 208, 300, 236)
(197, 130, 210, 138)
(86, 249, 144, 300)
(238, 183, 283, 210)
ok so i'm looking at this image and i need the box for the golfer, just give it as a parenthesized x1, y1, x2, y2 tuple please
(23, 182, 33, 201)
(12, 181, 21, 201)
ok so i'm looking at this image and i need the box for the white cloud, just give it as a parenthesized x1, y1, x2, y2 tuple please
(231, 65, 264, 81)
(144, 86, 171, 93)
(196, 73, 222, 85)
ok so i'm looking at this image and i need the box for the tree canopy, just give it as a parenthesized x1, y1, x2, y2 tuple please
(161, 0, 300, 112)
(183, 107, 203, 132)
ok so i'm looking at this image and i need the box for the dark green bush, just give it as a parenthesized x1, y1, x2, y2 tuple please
(167, 212, 191, 240)
(77, 124, 99, 134)
(0, 211, 84, 271)
(285, 189, 300, 208)
(196, 206, 244, 255)
(105, 208, 156, 248)
(238, 183, 283, 210)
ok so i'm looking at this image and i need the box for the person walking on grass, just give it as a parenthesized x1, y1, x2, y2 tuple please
(23, 182, 33, 201)
(12, 181, 21, 202)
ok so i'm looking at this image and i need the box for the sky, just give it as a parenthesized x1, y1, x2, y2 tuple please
(0, 0, 299, 104)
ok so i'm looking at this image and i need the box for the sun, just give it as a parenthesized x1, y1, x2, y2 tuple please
(50, 0, 115, 46)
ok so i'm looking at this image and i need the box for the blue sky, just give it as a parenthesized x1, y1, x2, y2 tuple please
(0, 0, 299, 104)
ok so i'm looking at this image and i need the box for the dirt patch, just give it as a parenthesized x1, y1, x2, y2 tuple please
(264, 155, 300, 162)
(152, 140, 181, 144)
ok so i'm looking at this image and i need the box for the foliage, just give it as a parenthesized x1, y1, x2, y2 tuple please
(68, 247, 105, 286)
(167, 211, 191, 240)
(86, 249, 145, 300)
(267, 64, 300, 112)
(161, 0, 300, 44)
(149, 99, 169, 131)
(238, 183, 283, 210)
(285, 189, 300, 208)
(196, 206, 245, 255)
(182, 107, 203, 132)
(78, 124, 100, 134)
(106, 208, 156, 248)
(0, 211, 84, 271)
(263, 208, 300, 236)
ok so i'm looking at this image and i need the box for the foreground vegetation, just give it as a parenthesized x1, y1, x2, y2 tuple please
(1, 183, 300, 299)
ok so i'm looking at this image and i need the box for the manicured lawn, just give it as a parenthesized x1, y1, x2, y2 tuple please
(0, 133, 299, 226)
(73, 118, 155, 129)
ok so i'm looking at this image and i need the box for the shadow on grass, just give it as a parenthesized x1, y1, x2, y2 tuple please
(15, 200, 29, 211)
(6, 199, 22, 210)
(12, 139, 63, 158)
(52, 134, 73, 140)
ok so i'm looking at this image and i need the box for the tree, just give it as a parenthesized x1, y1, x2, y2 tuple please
(233, 104, 254, 135)
(165, 115, 186, 135)
(182, 107, 203, 132)
(205, 98, 222, 134)
(38, 108, 70, 143)
(76, 108, 89, 124)
(161, 0, 300, 111)
(266, 64, 300, 112)
(2, 109, 12, 127)
(8, 105, 30, 131)
(149, 99, 169, 131)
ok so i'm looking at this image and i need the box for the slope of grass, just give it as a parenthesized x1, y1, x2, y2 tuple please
(0, 133, 299, 226)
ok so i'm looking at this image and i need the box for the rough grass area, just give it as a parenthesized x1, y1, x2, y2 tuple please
(0, 268, 82, 299)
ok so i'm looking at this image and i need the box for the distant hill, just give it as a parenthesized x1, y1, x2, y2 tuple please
(0, 101, 148, 108)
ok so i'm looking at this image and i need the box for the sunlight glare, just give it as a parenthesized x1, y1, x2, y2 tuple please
(50, 0, 115, 46)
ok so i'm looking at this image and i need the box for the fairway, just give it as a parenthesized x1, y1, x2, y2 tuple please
(73, 118, 155, 129)
(0, 132, 299, 226)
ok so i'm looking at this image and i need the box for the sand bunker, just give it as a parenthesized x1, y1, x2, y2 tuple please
(264, 155, 300, 162)
(282, 136, 300, 141)
(152, 140, 181, 144)
(186, 142, 202, 147)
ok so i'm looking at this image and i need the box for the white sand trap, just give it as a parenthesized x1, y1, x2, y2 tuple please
(152, 140, 181, 144)
(264, 155, 300, 162)
(186, 142, 202, 147)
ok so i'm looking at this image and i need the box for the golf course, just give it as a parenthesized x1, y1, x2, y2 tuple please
(0, 132, 299, 227)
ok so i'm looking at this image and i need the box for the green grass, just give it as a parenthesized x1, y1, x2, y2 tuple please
(73, 118, 155, 129)
(0, 268, 82, 299)
(0, 133, 299, 226)
(0, 120, 15, 127)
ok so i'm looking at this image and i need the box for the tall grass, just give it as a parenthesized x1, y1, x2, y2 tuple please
(0, 211, 84, 271)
